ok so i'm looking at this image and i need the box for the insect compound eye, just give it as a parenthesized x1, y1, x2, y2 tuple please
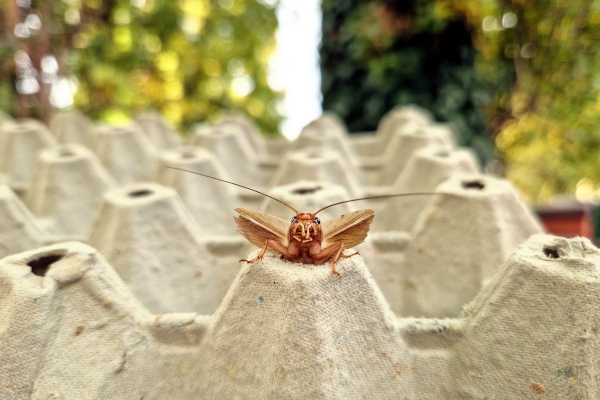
(291, 216, 297, 222)
(315, 217, 320, 224)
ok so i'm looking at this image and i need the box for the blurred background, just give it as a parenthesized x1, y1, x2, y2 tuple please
(1, 0, 600, 211)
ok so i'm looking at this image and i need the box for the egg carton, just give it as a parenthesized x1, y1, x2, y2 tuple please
(0, 234, 596, 398)
(0, 106, 541, 321)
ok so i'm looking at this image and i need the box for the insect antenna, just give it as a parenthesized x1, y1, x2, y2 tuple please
(314, 192, 446, 215)
(166, 166, 299, 213)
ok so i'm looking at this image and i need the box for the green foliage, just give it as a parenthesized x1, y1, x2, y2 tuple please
(1, 0, 282, 135)
(320, 0, 505, 163)
(323, 0, 600, 203)
(459, 0, 600, 203)
(0, 42, 14, 114)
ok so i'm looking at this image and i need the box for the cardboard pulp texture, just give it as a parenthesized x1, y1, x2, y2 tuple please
(0, 235, 596, 399)
(25, 144, 116, 238)
(88, 183, 247, 315)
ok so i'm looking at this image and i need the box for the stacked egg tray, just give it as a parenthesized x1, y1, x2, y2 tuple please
(0, 107, 595, 399)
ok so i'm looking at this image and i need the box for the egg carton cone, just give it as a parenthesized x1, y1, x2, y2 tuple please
(366, 174, 544, 318)
(207, 117, 287, 191)
(350, 105, 433, 157)
(156, 146, 238, 235)
(0, 241, 160, 400)
(0, 118, 57, 196)
(217, 113, 268, 156)
(313, 111, 350, 134)
(261, 112, 362, 189)
(256, 152, 283, 185)
(425, 123, 458, 147)
(25, 144, 116, 238)
(377, 123, 455, 185)
(292, 113, 351, 145)
(375, 146, 480, 232)
(0, 185, 46, 259)
(213, 114, 287, 176)
(262, 180, 353, 221)
(291, 117, 365, 185)
(49, 110, 95, 147)
(2, 234, 598, 398)
(374, 105, 433, 148)
(88, 183, 247, 315)
(270, 148, 363, 199)
(92, 124, 158, 185)
(196, 249, 414, 399)
(264, 137, 290, 156)
(378, 234, 600, 398)
(135, 110, 181, 149)
(449, 234, 600, 398)
(192, 124, 264, 187)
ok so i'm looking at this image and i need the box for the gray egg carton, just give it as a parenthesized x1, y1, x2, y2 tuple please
(1, 235, 597, 399)
(0, 106, 572, 399)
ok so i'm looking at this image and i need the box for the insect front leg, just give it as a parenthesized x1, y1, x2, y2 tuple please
(240, 240, 298, 264)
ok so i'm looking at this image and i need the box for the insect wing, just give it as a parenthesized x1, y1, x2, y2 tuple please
(234, 208, 290, 248)
(321, 209, 375, 249)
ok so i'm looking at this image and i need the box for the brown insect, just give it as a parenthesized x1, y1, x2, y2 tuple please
(168, 167, 439, 277)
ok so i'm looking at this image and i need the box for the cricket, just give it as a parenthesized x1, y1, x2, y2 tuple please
(168, 166, 439, 277)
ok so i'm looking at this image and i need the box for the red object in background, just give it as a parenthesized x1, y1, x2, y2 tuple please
(536, 203, 595, 239)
